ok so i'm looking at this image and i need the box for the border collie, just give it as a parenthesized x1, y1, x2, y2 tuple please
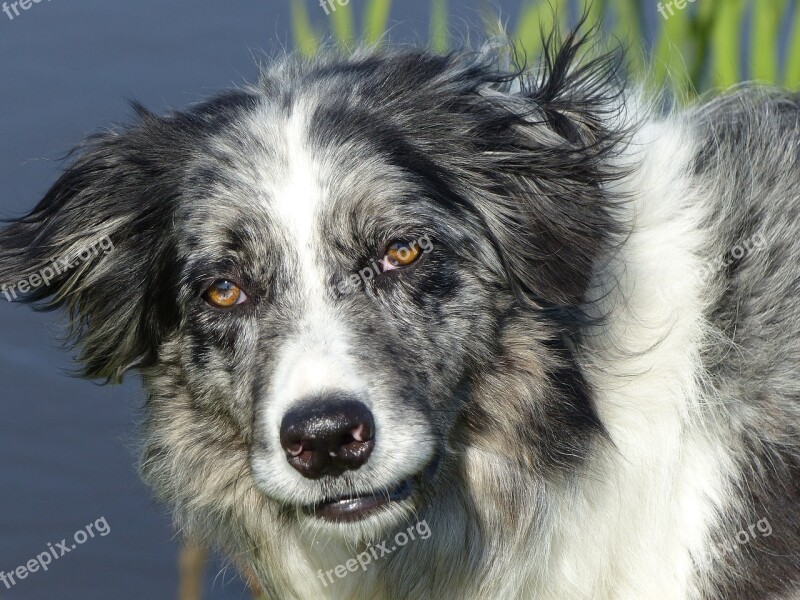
(2, 28, 800, 599)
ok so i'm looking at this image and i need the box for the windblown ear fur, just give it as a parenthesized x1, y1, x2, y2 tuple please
(0, 107, 185, 382)
(0, 89, 260, 381)
(442, 25, 632, 314)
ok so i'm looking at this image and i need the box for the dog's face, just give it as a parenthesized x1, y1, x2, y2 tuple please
(176, 91, 505, 534)
(0, 45, 621, 542)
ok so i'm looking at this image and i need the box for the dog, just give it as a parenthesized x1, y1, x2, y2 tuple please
(2, 26, 800, 599)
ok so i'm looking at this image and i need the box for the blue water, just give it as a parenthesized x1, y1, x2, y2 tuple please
(0, 1, 660, 599)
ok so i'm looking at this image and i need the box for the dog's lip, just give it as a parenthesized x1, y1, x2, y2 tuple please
(306, 479, 414, 522)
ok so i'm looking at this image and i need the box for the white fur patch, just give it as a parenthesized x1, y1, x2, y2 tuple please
(537, 117, 738, 599)
(266, 104, 370, 419)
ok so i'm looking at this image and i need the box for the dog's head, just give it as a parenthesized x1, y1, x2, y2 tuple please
(0, 33, 624, 541)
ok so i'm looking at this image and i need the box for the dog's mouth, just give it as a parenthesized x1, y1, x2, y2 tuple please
(305, 478, 414, 522)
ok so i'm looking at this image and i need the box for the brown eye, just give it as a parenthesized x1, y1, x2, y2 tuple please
(204, 280, 247, 308)
(386, 240, 422, 267)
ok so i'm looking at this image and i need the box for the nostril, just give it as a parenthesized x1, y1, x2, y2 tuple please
(351, 423, 368, 443)
(279, 395, 375, 479)
(285, 441, 305, 457)
(339, 424, 373, 454)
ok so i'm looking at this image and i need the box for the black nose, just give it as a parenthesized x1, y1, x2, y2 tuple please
(279, 396, 375, 479)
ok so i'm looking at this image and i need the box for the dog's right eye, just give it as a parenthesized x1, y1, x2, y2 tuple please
(386, 240, 422, 267)
(203, 280, 248, 308)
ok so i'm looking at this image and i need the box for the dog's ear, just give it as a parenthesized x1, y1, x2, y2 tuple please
(0, 108, 182, 382)
(455, 27, 630, 312)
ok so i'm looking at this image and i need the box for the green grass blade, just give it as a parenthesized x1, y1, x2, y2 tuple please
(578, 0, 604, 27)
(651, 0, 692, 94)
(683, 0, 719, 94)
(430, 0, 449, 52)
(364, 0, 392, 45)
(610, 0, 645, 75)
(291, 0, 320, 57)
(514, 1, 565, 62)
(710, 0, 747, 88)
(751, 0, 783, 82)
(785, 0, 800, 87)
(330, 0, 356, 49)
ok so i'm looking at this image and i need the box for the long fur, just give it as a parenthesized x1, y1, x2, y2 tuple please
(2, 27, 800, 599)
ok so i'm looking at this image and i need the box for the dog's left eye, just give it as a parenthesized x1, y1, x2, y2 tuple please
(386, 240, 422, 267)
(203, 280, 248, 308)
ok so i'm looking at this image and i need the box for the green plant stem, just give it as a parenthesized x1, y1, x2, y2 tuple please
(785, 0, 800, 86)
(290, 0, 320, 57)
(751, 0, 784, 82)
(430, 0, 449, 52)
(331, 0, 356, 48)
(711, 0, 747, 88)
(364, 0, 393, 45)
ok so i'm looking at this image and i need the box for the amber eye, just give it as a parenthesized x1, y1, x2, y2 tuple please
(386, 240, 422, 267)
(203, 280, 247, 308)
